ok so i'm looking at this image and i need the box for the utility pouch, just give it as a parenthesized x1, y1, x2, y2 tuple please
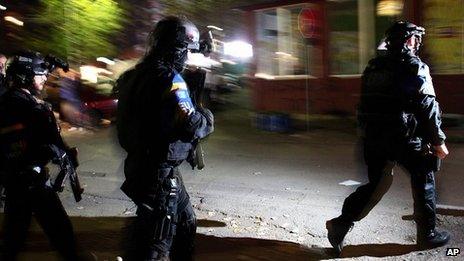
(153, 176, 179, 241)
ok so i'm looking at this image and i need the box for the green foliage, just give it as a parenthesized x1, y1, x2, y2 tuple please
(25, 0, 125, 63)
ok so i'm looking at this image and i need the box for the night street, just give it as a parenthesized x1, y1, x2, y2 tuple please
(4, 91, 463, 260)
(1, 1, 464, 261)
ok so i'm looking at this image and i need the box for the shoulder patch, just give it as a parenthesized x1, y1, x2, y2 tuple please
(170, 73, 188, 92)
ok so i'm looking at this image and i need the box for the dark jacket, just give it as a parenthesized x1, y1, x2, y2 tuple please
(117, 61, 214, 200)
(0, 88, 66, 186)
(358, 53, 445, 152)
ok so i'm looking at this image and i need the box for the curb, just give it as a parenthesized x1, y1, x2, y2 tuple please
(436, 204, 464, 217)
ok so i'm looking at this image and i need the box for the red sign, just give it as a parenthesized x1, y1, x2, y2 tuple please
(298, 8, 320, 39)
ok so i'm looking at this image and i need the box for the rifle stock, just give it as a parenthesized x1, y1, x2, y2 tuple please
(184, 68, 208, 171)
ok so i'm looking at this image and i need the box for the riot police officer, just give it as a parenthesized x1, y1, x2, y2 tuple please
(116, 16, 214, 261)
(326, 21, 450, 255)
(0, 51, 79, 260)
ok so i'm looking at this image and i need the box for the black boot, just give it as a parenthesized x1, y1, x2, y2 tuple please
(417, 229, 450, 249)
(326, 217, 353, 256)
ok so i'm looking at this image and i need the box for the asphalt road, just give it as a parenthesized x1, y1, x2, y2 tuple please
(39, 103, 462, 260)
(3, 96, 464, 260)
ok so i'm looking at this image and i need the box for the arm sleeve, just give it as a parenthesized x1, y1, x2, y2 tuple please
(184, 108, 214, 139)
(410, 63, 446, 145)
(168, 74, 214, 140)
(415, 95, 446, 145)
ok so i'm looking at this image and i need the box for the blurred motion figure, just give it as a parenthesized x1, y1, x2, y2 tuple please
(326, 21, 450, 255)
(0, 51, 79, 260)
(117, 16, 214, 260)
(0, 53, 7, 96)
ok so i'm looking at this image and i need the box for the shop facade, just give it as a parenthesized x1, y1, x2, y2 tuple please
(239, 0, 464, 116)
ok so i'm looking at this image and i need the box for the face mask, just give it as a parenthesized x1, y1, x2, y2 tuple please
(173, 49, 188, 72)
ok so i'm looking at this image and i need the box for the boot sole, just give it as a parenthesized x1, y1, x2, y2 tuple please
(417, 238, 450, 249)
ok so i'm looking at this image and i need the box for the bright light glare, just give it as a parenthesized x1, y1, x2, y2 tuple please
(377, 0, 403, 16)
(97, 57, 116, 65)
(275, 51, 292, 57)
(186, 52, 221, 68)
(4, 16, 24, 26)
(254, 73, 275, 80)
(220, 59, 237, 65)
(224, 41, 253, 59)
(207, 25, 223, 31)
(80, 66, 113, 83)
(0, 5, 7, 10)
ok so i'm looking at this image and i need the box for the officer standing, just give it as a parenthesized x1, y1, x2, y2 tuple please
(116, 16, 214, 261)
(326, 21, 450, 255)
(0, 51, 79, 260)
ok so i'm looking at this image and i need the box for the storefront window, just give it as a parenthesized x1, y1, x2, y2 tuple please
(329, 0, 407, 76)
(255, 3, 320, 77)
(328, 0, 360, 75)
(423, 0, 464, 74)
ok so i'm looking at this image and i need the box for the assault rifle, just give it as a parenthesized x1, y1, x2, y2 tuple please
(183, 68, 207, 170)
(51, 145, 84, 202)
(183, 29, 214, 171)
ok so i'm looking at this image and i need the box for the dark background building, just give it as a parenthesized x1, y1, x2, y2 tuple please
(238, 0, 464, 118)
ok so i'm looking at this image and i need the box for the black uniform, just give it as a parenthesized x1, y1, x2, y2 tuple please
(327, 22, 450, 256)
(117, 60, 213, 260)
(0, 88, 78, 260)
(341, 53, 445, 234)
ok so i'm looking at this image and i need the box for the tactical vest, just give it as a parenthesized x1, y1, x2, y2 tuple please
(358, 55, 418, 142)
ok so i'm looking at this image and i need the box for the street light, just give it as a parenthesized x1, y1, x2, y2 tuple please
(223, 40, 253, 59)
(4, 16, 24, 26)
(0, 4, 7, 11)
(377, 0, 403, 16)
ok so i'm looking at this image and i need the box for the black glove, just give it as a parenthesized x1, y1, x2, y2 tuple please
(198, 107, 214, 127)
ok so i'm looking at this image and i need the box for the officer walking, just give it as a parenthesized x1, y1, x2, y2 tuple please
(326, 21, 450, 255)
(0, 51, 79, 260)
(116, 16, 214, 261)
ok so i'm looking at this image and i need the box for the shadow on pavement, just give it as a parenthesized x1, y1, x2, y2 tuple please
(341, 243, 417, 258)
(401, 214, 414, 221)
(436, 207, 464, 217)
(0, 215, 332, 260)
(195, 234, 330, 261)
(402, 207, 464, 220)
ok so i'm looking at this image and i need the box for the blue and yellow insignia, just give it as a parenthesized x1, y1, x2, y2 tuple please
(170, 73, 188, 92)
(171, 73, 195, 115)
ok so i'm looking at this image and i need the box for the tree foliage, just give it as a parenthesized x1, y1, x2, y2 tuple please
(159, 0, 244, 31)
(25, 0, 125, 63)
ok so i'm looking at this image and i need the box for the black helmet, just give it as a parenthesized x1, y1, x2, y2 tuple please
(385, 21, 425, 54)
(6, 51, 69, 86)
(146, 16, 200, 71)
